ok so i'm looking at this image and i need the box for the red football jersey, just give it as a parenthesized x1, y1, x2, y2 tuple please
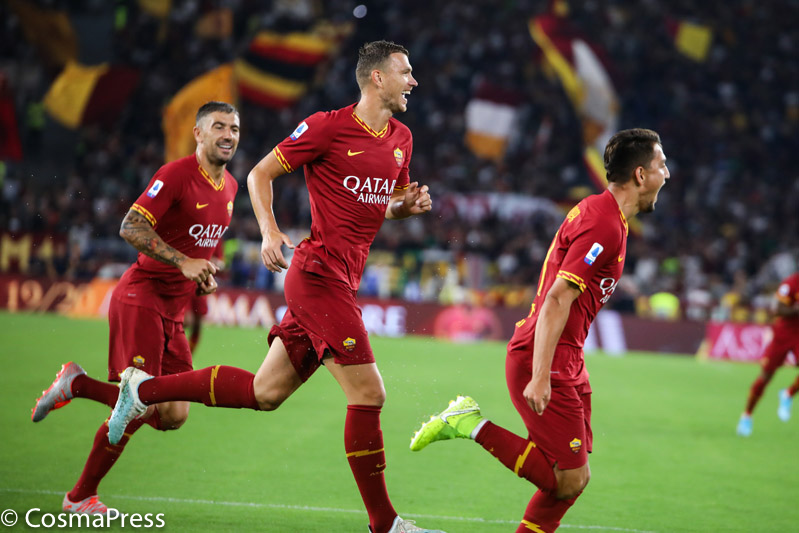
(273, 103, 412, 291)
(508, 189, 628, 386)
(117, 154, 237, 318)
(773, 273, 799, 337)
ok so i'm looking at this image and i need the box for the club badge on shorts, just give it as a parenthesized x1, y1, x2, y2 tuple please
(132, 355, 146, 368)
(343, 337, 356, 352)
(569, 438, 582, 454)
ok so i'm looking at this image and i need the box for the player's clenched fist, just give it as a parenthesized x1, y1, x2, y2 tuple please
(403, 182, 432, 215)
(196, 273, 218, 295)
(179, 257, 218, 283)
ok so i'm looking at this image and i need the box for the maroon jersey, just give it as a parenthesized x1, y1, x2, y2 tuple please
(508, 189, 628, 386)
(118, 154, 237, 319)
(773, 273, 799, 337)
(273, 103, 412, 291)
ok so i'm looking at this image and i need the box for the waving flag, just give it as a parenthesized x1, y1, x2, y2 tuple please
(43, 62, 140, 129)
(235, 21, 352, 109)
(464, 81, 522, 161)
(162, 64, 236, 162)
(7, 0, 77, 68)
(529, 6, 619, 190)
(666, 18, 713, 62)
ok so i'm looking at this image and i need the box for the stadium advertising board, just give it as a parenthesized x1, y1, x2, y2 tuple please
(703, 321, 795, 364)
(0, 274, 706, 355)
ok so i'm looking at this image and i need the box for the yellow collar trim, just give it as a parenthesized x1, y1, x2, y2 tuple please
(618, 207, 628, 237)
(198, 163, 225, 191)
(352, 112, 387, 138)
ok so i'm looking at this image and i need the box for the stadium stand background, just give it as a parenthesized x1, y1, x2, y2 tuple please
(1, 0, 797, 324)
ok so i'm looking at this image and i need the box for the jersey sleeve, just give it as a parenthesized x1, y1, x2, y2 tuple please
(557, 215, 621, 292)
(776, 276, 799, 306)
(130, 163, 183, 228)
(273, 111, 332, 174)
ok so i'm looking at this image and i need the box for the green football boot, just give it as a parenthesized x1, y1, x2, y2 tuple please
(410, 395, 482, 452)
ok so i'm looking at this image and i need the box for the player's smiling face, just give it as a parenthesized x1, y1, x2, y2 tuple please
(380, 53, 417, 114)
(638, 144, 669, 213)
(197, 111, 240, 165)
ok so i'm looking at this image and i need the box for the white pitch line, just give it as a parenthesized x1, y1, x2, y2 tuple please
(0, 488, 657, 532)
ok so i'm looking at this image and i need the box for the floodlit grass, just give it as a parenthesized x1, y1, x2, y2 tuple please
(1, 311, 797, 532)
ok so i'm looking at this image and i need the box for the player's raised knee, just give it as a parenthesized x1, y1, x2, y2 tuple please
(555, 466, 590, 500)
(156, 402, 190, 430)
(253, 387, 288, 411)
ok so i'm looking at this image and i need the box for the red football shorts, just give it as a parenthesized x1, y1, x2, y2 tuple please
(506, 350, 592, 470)
(189, 294, 209, 316)
(107, 297, 193, 382)
(268, 266, 375, 382)
(760, 329, 799, 373)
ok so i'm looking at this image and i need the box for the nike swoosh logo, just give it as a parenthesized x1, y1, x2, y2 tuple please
(196, 203, 209, 209)
(618, 255, 624, 262)
(347, 150, 365, 156)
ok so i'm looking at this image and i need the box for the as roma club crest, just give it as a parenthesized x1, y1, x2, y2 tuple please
(227, 200, 234, 217)
(393, 147, 403, 168)
(569, 438, 582, 454)
(132, 355, 146, 368)
(343, 337, 356, 352)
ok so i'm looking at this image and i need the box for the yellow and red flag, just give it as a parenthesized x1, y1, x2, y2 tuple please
(162, 64, 236, 162)
(43, 62, 139, 129)
(529, 5, 619, 191)
(235, 21, 352, 109)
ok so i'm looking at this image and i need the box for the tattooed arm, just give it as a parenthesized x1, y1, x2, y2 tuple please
(119, 210, 217, 283)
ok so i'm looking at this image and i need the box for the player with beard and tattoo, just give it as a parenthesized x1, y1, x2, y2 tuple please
(32, 102, 240, 514)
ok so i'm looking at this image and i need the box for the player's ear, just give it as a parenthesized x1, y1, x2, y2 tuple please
(635, 167, 645, 186)
(371, 69, 382, 87)
(193, 125, 202, 144)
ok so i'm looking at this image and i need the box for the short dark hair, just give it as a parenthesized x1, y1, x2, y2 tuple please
(604, 128, 662, 184)
(355, 40, 409, 89)
(196, 101, 238, 126)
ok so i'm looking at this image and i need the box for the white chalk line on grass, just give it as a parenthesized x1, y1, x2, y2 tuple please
(1, 488, 656, 532)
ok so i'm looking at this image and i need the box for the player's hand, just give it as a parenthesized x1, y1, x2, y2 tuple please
(523, 376, 551, 415)
(196, 273, 218, 295)
(401, 182, 432, 216)
(261, 229, 295, 273)
(180, 258, 218, 284)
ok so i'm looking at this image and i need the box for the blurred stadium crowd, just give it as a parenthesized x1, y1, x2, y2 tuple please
(1, 0, 797, 323)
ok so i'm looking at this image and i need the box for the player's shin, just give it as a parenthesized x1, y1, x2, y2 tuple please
(69, 418, 147, 502)
(136, 366, 259, 409)
(344, 405, 397, 533)
(71, 375, 120, 408)
(475, 422, 557, 492)
(517, 489, 581, 533)
(745, 375, 769, 414)
(788, 375, 799, 397)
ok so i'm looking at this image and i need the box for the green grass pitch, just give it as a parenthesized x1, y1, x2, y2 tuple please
(1, 311, 798, 532)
